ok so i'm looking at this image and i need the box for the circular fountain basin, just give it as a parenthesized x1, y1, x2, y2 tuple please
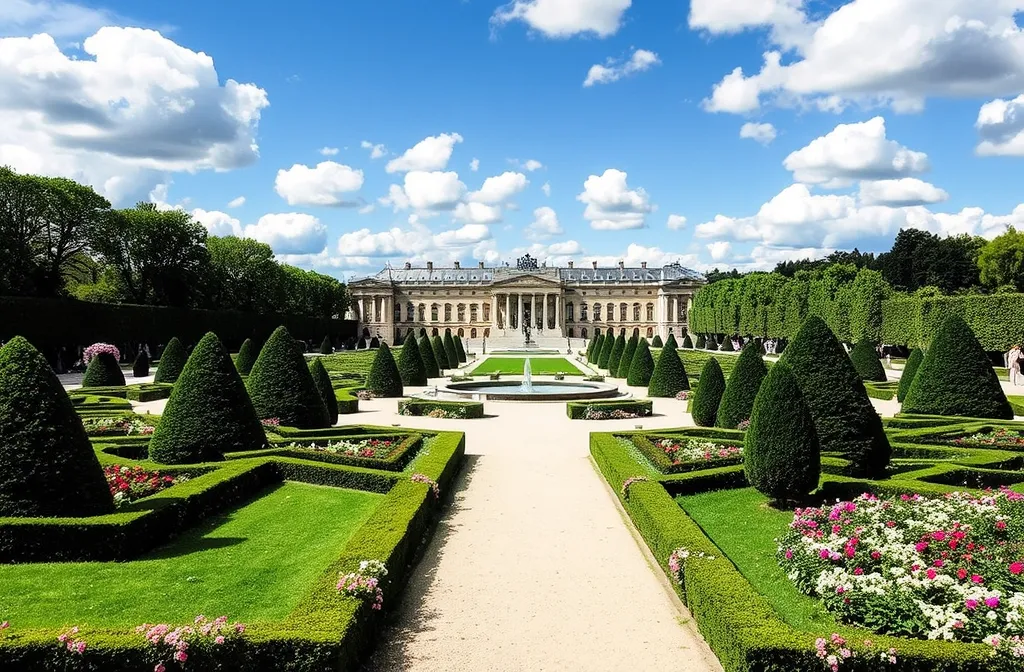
(439, 379, 620, 401)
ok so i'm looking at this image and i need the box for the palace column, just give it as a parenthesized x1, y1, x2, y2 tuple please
(554, 294, 562, 336)
(504, 294, 511, 330)
(491, 295, 497, 330)
(543, 293, 549, 331)
(516, 294, 523, 332)
(361, 298, 368, 325)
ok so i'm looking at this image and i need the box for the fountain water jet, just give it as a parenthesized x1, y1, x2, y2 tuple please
(519, 358, 534, 393)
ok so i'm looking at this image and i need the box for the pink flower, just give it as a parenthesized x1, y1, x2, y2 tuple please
(966, 599, 978, 611)
(972, 574, 984, 584)
(174, 650, 188, 662)
(154, 664, 166, 672)
(1010, 562, 1024, 575)
(986, 596, 1000, 609)
(926, 569, 937, 580)
(214, 635, 225, 645)
(784, 549, 793, 560)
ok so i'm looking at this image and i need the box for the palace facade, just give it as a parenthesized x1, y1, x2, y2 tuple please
(347, 255, 704, 347)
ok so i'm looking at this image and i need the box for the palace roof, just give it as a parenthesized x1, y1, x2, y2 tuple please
(356, 261, 704, 287)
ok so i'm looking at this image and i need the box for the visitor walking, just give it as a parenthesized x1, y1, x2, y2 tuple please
(1011, 344, 1023, 386)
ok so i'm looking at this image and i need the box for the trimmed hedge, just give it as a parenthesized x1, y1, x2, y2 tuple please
(454, 335, 467, 363)
(608, 333, 627, 377)
(320, 335, 333, 355)
(903, 315, 1013, 420)
(651, 334, 663, 348)
(850, 340, 887, 382)
(235, 338, 257, 375)
(0, 336, 114, 517)
(132, 350, 149, 377)
(695, 334, 706, 349)
(149, 332, 266, 464)
(691, 358, 725, 427)
(648, 340, 689, 397)
(664, 333, 678, 349)
(598, 331, 615, 369)
(398, 399, 484, 419)
(431, 334, 450, 371)
(82, 352, 126, 387)
(246, 326, 330, 429)
(398, 332, 428, 386)
(897, 348, 923, 403)
(153, 337, 186, 384)
(620, 335, 638, 381)
(266, 433, 423, 472)
(567, 399, 653, 419)
(716, 343, 768, 429)
(418, 335, 440, 379)
(443, 332, 459, 370)
(309, 358, 339, 425)
(589, 333, 604, 364)
(627, 338, 655, 387)
(720, 337, 735, 352)
(366, 342, 404, 398)
(882, 292, 1024, 351)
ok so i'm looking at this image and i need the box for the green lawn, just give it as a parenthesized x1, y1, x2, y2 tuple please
(653, 348, 742, 381)
(469, 356, 585, 376)
(677, 487, 839, 633)
(319, 350, 377, 375)
(0, 482, 381, 627)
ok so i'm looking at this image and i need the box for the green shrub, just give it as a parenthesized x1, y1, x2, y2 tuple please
(398, 398, 483, 418)
(398, 332, 428, 386)
(716, 343, 769, 429)
(589, 333, 605, 364)
(567, 398, 653, 419)
(897, 348, 924, 403)
(235, 338, 257, 375)
(132, 349, 149, 377)
(665, 333, 677, 349)
(695, 334, 706, 349)
(720, 337, 735, 352)
(443, 332, 459, 369)
(586, 334, 597, 361)
(154, 337, 186, 383)
(648, 340, 689, 397)
(454, 335, 467, 363)
(627, 338, 655, 386)
(850, 340, 887, 382)
(598, 331, 615, 369)
(431, 334, 450, 371)
(681, 333, 693, 349)
(620, 335, 639, 382)
(320, 335, 333, 355)
(246, 326, 330, 429)
(608, 333, 626, 377)
(149, 332, 265, 464)
(691, 358, 725, 427)
(82, 352, 125, 387)
(903, 315, 1013, 419)
(369, 336, 380, 348)
(309, 358, 339, 426)
(366, 342, 403, 398)
(418, 335, 440, 378)
(357, 336, 367, 349)
(0, 336, 113, 516)
(780, 316, 891, 478)
(651, 334, 664, 348)
(744, 361, 821, 504)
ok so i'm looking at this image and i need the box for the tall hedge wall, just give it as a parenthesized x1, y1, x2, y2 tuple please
(881, 293, 1024, 351)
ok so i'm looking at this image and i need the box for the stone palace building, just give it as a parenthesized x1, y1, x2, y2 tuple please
(347, 255, 704, 348)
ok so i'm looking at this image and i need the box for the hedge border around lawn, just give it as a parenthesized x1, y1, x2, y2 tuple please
(74, 383, 174, 402)
(397, 398, 485, 419)
(566, 398, 653, 419)
(261, 433, 425, 472)
(0, 424, 465, 672)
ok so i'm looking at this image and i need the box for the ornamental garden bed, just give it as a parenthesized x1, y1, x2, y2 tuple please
(567, 399, 653, 420)
(625, 431, 744, 474)
(398, 398, 484, 419)
(468, 356, 585, 376)
(75, 383, 174, 402)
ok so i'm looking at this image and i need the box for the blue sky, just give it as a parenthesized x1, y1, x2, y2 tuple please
(3, 0, 1024, 279)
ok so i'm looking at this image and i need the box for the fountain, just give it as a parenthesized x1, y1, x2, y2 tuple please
(436, 355, 619, 401)
(519, 358, 534, 393)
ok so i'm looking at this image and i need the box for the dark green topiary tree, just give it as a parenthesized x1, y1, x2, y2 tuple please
(133, 349, 150, 377)
(620, 335, 639, 382)
(418, 335, 440, 378)
(586, 334, 596, 362)
(744, 361, 821, 505)
(716, 343, 769, 429)
(431, 335, 450, 371)
(443, 332, 459, 370)
(598, 331, 615, 369)
(627, 338, 655, 386)
(648, 339, 689, 397)
(150, 332, 266, 464)
(235, 338, 257, 375)
(454, 335, 467, 363)
(903, 315, 1013, 419)
(246, 326, 330, 429)
(780, 316, 891, 478)
(369, 336, 380, 349)
(720, 337, 735, 352)
(82, 352, 125, 387)
(681, 333, 693, 349)
(366, 342, 403, 397)
(589, 333, 605, 364)
(608, 333, 627, 377)
(0, 337, 114, 517)
(357, 336, 367, 349)
(691, 358, 725, 427)
(320, 336, 333, 355)
(896, 348, 924, 403)
(695, 334, 706, 349)
(309, 358, 339, 426)
(850, 340, 886, 382)
(664, 333, 677, 349)
(399, 332, 428, 385)
(154, 337, 186, 384)
(651, 334, 663, 348)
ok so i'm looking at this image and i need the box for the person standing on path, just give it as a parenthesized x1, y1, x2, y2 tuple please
(1009, 344, 1022, 386)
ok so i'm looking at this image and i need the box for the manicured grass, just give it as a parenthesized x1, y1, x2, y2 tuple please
(469, 356, 585, 376)
(655, 348, 744, 382)
(676, 487, 839, 633)
(319, 350, 377, 376)
(0, 482, 382, 627)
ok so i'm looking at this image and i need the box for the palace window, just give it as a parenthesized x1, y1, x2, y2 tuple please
(483, 303, 490, 321)
(646, 303, 654, 321)
(430, 304, 438, 322)
(646, 327, 654, 338)
(633, 303, 641, 322)
(394, 302, 402, 322)
(471, 328, 477, 338)
(566, 302, 575, 323)
(593, 303, 601, 321)
(595, 327, 602, 336)
(457, 303, 466, 322)
(470, 304, 478, 322)
(568, 327, 575, 338)
(580, 303, 588, 321)
(667, 300, 674, 323)
(581, 327, 588, 339)
(444, 303, 452, 322)
(484, 328, 490, 338)
(607, 303, 614, 322)
(407, 302, 415, 321)
(619, 303, 627, 322)
(457, 328, 464, 337)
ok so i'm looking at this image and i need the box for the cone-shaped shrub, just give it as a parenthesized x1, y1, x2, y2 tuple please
(320, 336, 333, 355)
(454, 335, 467, 363)
(648, 340, 689, 397)
(0, 337, 114, 517)
(651, 334, 663, 348)
(82, 352, 125, 387)
(695, 334, 706, 349)
(780, 316, 891, 478)
(154, 337, 186, 384)
(716, 343, 769, 429)
(357, 337, 367, 349)
(589, 333, 605, 364)
(691, 358, 725, 427)
(399, 332, 428, 385)
(903, 315, 1013, 419)
(850, 340, 886, 382)
(720, 337, 735, 352)
(744, 361, 821, 505)
(369, 336, 380, 349)
(586, 335, 596, 361)
(133, 349, 150, 377)
(431, 335, 450, 371)
(418, 336, 440, 378)
(896, 348, 924, 403)
(246, 326, 329, 429)
(367, 342, 403, 397)
(682, 333, 693, 349)
(620, 336, 639, 382)
(608, 333, 626, 377)
(309, 358, 338, 426)
(150, 332, 265, 464)
(664, 333, 677, 349)
(235, 338, 257, 375)
(598, 331, 615, 369)
(627, 338, 655, 386)
(443, 332, 459, 370)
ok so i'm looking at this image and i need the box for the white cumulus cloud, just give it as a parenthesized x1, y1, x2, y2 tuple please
(274, 161, 364, 206)
(857, 178, 949, 207)
(386, 132, 463, 173)
(577, 168, 653, 230)
(245, 213, 327, 255)
(525, 206, 563, 240)
(227, 196, 245, 208)
(739, 122, 777, 145)
(666, 214, 687, 230)
(319, 146, 339, 156)
(976, 94, 1024, 156)
(468, 171, 529, 204)
(491, 0, 632, 38)
(583, 48, 660, 87)
(360, 140, 387, 159)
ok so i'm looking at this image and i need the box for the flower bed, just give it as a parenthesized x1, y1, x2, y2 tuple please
(630, 433, 744, 474)
(397, 399, 484, 419)
(954, 428, 1024, 449)
(104, 465, 186, 507)
(659, 438, 742, 463)
(566, 399, 653, 420)
(283, 437, 401, 460)
(83, 343, 120, 363)
(778, 489, 1024, 643)
(82, 415, 155, 437)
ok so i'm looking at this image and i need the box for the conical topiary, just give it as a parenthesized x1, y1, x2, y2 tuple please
(695, 334, 706, 349)
(627, 338, 655, 386)
(850, 340, 886, 382)
(664, 333, 677, 349)
(369, 336, 380, 349)
(133, 349, 150, 377)
(235, 338, 257, 375)
(82, 352, 125, 387)
(896, 348, 923, 403)
(682, 333, 693, 349)
(357, 336, 367, 349)
(720, 337, 735, 352)
(366, 342, 403, 397)
(0, 337, 114, 517)
(454, 335, 467, 363)
(418, 335, 440, 378)
(608, 333, 626, 377)
(620, 335, 639, 382)
(691, 358, 725, 427)
(780, 316, 891, 478)
(744, 361, 821, 505)
(598, 331, 615, 369)
(398, 332, 428, 385)
(589, 333, 605, 364)
(320, 336, 333, 355)
(246, 326, 330, 429)
(309, 358, 339, 426)
(443, 332, 459, 370)
(903, 315, 1013, 419)
(431, 334, 450, 371)
(651, 334, 663, 348)
(716, 343, 769, 429)
(154, 337, 186, 384)
(648, 339, 689, 397)
(149, 332, 266, 464)
(586, 334, 598, 362)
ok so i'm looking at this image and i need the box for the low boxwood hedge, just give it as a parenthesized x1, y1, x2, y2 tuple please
(566, 399, 653, 419)
(262, 433, 424, 472)
(397, 398, 484, 419)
